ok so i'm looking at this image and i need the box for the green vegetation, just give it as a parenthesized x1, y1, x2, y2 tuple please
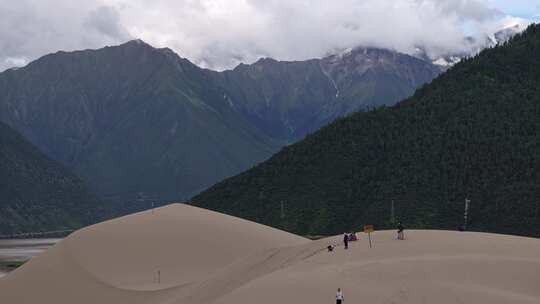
(0, 122, 108, 235)
(0, 260, 25, 272)
(193, 24, 540, 238)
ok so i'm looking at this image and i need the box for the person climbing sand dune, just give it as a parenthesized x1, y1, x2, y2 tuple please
(336, 288, 344, 304)
(343, 233, 349, 249)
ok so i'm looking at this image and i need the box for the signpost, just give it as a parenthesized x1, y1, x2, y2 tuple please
(363, 225, 374, 248)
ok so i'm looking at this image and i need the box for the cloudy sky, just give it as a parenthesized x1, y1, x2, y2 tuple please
(0, 0, 538, 71)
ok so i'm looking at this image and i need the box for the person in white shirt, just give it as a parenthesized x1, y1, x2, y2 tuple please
(336, 288, 344, 304)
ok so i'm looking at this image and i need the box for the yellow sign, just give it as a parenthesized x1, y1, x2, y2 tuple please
(363, 225, 374, 233)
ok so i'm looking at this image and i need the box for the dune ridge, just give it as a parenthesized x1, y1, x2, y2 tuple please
(1, 203, 539, 304)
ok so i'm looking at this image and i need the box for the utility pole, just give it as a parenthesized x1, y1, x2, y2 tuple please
(464, 198, 471, 230)
(390, 200, 395, 224)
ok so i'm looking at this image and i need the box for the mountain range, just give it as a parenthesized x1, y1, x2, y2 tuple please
(192, 24, 540, 238)
(0, 40, 441, 203)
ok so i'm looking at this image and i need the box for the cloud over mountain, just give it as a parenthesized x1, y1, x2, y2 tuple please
(0, 0, 534, 71)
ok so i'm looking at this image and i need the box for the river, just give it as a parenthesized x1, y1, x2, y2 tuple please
(0, 239, 60, 278)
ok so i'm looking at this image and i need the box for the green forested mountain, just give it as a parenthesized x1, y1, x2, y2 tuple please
(0, 41, 279, 202)
(0, 40, 439, 203)
(0, 122, 106, 235)
(192, 24, 540, 238)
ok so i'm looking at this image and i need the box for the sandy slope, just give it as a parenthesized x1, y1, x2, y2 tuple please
(1, 203, 539, 304)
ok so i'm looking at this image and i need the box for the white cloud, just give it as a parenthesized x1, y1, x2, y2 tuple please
(0, 0, 131, 71)
(0, 0, 534, 71)
(4, 57, 28, 68)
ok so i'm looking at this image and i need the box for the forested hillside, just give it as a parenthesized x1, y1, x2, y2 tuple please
(0, 122, 106, 235)
(193, 24, 540, 238)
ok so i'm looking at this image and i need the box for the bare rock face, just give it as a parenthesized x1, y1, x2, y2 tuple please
(213, 47, 441, 142)
(320, 47, 442, 112)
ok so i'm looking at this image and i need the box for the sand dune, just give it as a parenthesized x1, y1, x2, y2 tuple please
(1, 203, 539, 304)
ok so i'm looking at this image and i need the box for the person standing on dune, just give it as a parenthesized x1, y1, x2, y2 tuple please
(397, 221, 405, 240)
(336, 288, 344, 304)
(343, 233, 349, 249)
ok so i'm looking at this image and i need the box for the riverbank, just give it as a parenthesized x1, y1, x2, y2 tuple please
(0, 239, 60, 278)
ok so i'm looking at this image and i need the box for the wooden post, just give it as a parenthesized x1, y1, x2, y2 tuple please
(364, 225, 374, 248)
(157, 270, 160, 284)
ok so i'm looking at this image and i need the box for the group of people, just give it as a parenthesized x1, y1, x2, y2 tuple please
(328, 222, 406, 252)
(332, 223, 405, 303)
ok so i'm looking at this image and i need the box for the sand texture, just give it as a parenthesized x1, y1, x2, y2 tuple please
(1, 203, 539, 304)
